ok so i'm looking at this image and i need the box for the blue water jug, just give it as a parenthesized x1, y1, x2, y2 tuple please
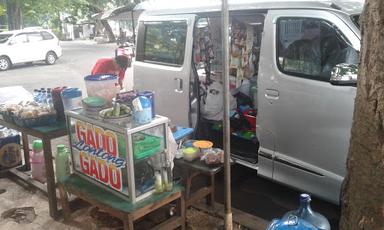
(267, 214, 317, 230)
(267, 194, 331, 230)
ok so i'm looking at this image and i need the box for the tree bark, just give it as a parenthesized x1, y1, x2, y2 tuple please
(340, 0, 384, 229)
(100, 19, 115, 42)
(6, 0, 22, 30)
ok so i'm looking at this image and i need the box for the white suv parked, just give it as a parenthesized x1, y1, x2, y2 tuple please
(0, 28, 62, 70)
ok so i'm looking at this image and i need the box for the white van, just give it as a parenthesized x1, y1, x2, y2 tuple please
(133, 0, 362, 204)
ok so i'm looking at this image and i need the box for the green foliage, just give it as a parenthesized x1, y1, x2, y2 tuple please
(0, 4, 5, 17)
(17, 0, 136, 29)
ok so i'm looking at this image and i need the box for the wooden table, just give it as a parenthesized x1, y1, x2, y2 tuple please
(0, 119, 67, 219)
(174, 158, 223, 209)
(58, 174, 186, 230)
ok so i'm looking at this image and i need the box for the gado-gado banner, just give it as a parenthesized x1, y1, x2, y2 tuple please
(70, 118, 128, 194)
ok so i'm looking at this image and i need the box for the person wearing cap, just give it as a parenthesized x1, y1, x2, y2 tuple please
(91, 55, 129, 89)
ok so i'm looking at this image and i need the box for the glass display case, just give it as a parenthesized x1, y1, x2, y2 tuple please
(66, 109, 169, 203)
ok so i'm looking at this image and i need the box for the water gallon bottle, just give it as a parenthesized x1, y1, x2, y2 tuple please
(133, 96, 152, 124)
(267, 215, 317, 230)
(30, 140, 46, 183)
(55, 144, 70, 182)
(282, 194, 330, 230)
(61, 88, 82, 111)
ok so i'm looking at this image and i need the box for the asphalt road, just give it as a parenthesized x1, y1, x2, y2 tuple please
(0, 40, 121, 93)
(0, 41, 340, 229)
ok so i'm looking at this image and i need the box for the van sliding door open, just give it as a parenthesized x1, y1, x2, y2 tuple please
(134, 15, 196, 128)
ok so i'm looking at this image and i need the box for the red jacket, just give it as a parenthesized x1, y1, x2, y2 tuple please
(91, 58, 125, 82)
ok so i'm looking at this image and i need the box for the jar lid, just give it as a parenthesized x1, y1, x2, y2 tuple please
(82, 96, 106, 108)
(62, 88, 82, 98)
(32, 140, 43, 152)
(193, 140, 213, 149)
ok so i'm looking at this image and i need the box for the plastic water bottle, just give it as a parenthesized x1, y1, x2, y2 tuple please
(30, 140, 46, 183)
(33, 89, 40, 102)
(45, 88, 53, 109)
(40, 89, 47, 106)
(55, 144, 70, 182)
(282, 194, 330, 230)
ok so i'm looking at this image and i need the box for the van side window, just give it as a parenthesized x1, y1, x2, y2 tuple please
(141, 21, 187, 66)
(277, 18, 358, 81)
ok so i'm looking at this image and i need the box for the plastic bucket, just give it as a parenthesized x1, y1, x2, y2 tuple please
(84, 74, 118, 105)
(61, 88, 82, 111)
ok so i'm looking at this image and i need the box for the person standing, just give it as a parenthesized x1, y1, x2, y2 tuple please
(91, 55, 129, 89)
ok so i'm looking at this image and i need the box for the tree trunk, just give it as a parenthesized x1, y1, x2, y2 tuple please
(100, 19, 115, 42)
(339, 0, 384, 229)
(6, 0, 22, 30)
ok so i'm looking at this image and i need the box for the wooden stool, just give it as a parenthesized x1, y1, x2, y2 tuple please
(58, 174, 185, 230)
(174, 159, 223, 209)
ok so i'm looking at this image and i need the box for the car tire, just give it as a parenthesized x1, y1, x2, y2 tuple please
(45, 51, 57, 65)
(0, 56, 11, 71)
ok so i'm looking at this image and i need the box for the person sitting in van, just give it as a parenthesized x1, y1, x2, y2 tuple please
(91, 55, 129, 89)
(283, 20, 321, 76)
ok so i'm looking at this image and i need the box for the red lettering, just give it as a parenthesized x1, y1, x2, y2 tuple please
(90, 157, 99, 179)
(97, 159, 109, 184)
(87, 124, 96, 148)
(76, 121, 86, 142)
(105, 131, 117, 157)
(94, 126, 104, 150)
(80, 152, 89, 174)
(109, 166, 122, 191)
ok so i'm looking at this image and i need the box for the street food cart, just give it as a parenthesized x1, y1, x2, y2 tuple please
(66, 108, 170, 203)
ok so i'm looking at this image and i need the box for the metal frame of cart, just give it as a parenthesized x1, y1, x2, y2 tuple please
(66, 109, 170, 203)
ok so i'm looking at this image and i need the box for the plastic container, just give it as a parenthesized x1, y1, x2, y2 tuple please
(30, 140, 46, 183)
(61, 88, 82, 111)
(193, 140, 213, 154)
(84, 74, 119, 105)
(138, 91, 155, 118)
(133, 96, 152, 125)
(282, 194, 330, 230)
(182, 147, 198, 161)
(55, 144, 70, 182)
(243, 109, 256, 131)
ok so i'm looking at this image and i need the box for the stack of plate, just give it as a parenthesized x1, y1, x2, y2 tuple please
(82, 96, 107, 118)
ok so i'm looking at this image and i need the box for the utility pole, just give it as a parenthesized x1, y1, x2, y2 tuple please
(221, 0, 232, 229)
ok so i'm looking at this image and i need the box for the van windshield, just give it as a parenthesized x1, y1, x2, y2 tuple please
(0, 34, 12, 44)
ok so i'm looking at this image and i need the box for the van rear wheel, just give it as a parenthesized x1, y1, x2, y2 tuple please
(45, 51, 57, 65)
(0, 56, 11, 71)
